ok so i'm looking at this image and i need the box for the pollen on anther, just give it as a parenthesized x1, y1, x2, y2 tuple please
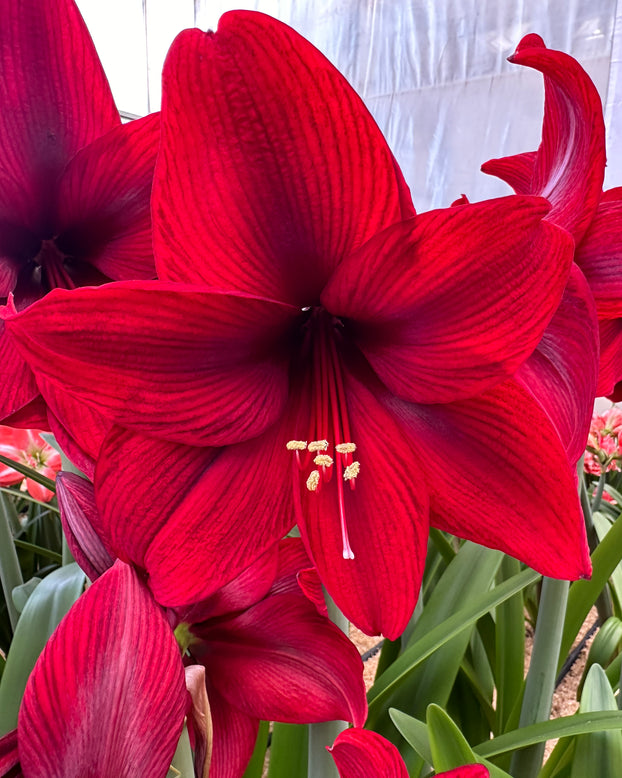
(335, 442, 357, 454)
(343, 461, 361, 481)
(286, 440, 307, 451)
(314, 454, 333, 467)
(308, 440, 329, 452)
(306, 470, 321, 491)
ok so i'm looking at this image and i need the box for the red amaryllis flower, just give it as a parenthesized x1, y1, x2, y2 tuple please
(4, 12, 590, 637)
(56, 472, 367, 778)
(0, 426, 60, 501)
(0, 561, 191, 778)
(482, 34, 622, 402)
(329, 729, 490, 778)
(0, 0, 158, 432)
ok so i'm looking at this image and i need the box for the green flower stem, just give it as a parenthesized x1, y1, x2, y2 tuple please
(509, 576, 569, 778)
(580, 475, 613, 622)
(0, 493, 24, 631)
(308, 592, 348, 778)
(591, 471, 607, 512)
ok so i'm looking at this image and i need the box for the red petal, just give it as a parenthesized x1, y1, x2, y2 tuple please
(6, 282, 296, 446)
(55, 113, 159, 281)
(597, 319, 622, 397)
(481, 151, 537, 194)
(329, 729, 408, 778)
(322, 197, 573, 404)
(515, 264, 598, 465)
(0, 395, 48, 429)
(488, 34, 605, 242)
(0, 0, 119, 234)
(205, 690, 259, 778)
(298, 368, 429, 639)
(192, 592, 367, 726)
(18, 561, 187, 778)
(575, 198, 622, 317)
(154, 12, 413, 304)
(0, 322, 39, 422)
(56, 472, 115, 581)
(0, 730, 20, 777)
(142, 407, 298, 607)
(388, 380, 591, 580)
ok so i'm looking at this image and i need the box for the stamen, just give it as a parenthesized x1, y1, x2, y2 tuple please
(314, 454, 333, 467)
(286, 440, 307, 451)
(308, 440, 329, 452)
(335, 442, 356, 454)
(306, 470, 321, 491)
(343, 461, 361, 481)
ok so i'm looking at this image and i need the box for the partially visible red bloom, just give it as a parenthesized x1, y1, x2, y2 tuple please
(56, 472, 367, 778)
(0, 0, 158, 438)
(483, 35, 622, 406)
(329, 729, 490, 778)
(0, 426, 60, 501)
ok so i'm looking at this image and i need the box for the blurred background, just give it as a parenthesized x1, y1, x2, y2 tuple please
(75, 0, 622, 210)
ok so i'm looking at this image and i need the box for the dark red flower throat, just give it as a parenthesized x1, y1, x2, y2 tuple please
(287, 306, 361, 560)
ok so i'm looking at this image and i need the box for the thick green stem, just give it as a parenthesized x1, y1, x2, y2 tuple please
(0, 493, 24, 631)
(509, 576, 569, 777)
(591, 471, 607, 512)
(308, 593, 348, 778)
(580, 475, 613, 621)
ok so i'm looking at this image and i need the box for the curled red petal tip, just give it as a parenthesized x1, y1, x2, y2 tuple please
(509, 32, 546, 62)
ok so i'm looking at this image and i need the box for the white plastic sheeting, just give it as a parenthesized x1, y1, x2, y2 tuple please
(77, 0, 619, 210)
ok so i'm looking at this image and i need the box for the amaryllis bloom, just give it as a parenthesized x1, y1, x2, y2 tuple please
(0, 0, 158, 433)
(0, 561, 192, 778)
(4, 12, 590, 637)
(329, 729, 490, 778)
(0, 426, 60, 501)
(584, 407, 622, 475)
(56, 472, 367, 778)
(483, 35, 622, 404)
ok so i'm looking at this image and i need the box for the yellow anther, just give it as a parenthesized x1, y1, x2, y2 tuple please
(306, 470, 321, 491)
(308, 440, 329, 452)
(314, 454, 334, 467)
(286, 440, 308, 451)
(343, 461, 361, 481)
(335, 442, 357, 454)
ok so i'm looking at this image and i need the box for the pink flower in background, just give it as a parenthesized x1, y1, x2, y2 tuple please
(584, 406, 622, 475)
(0, 426, 60, 501)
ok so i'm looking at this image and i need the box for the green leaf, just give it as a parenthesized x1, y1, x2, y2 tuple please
(570, 665, 622, 778)
(0, 454, 55, 492)
(11, 577, 41, 614)
(242, 721, 269, 778)
(495, 556, 525, 733)
(474, 711, 622, 758)
(13, 539, 62, 563)
(368, 567, 540, 714)
(0, 563, 85, 734)
(427, 703, 479, 769)
(560, 513, 622, 668)
(267, 723, 308, 778)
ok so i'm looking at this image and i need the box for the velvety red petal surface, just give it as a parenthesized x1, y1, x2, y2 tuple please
(55, 113, 159, 280)
(385, 379, 591, 580)
(0, 320, 39, 422)
(297, 367, 429, 639)
(142, 405, 298, 607)
(597, 319, 622, 397)
(485, 34, 605, 243)
(192, 596, 366, 726)
(515, 264, 598, 464)
(0, 395, 48, 429)
(6, 282, 297, 446)
(204, 689, 258, 778)
(45, 401, 102, 476)
(575, 198, 622, 317)
(322, 197, 573, 404)
(18, 561, 187, 778)
(0, 0, 119, 234)
(56, 472, 115, 581)
(0, 730, 20, 777)
(329, 729, 408, 778)
(480, 151, 536, 194)
(153, 11, 413, 305)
